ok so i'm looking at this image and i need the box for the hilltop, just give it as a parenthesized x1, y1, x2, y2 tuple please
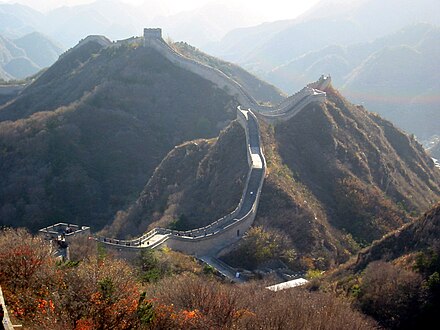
(108, 121, 249, 238)
(0, 32, 285, 233)
(106, 78, 440, 270)
(220, 84, 440, 270)
(0, 39, 240, 231)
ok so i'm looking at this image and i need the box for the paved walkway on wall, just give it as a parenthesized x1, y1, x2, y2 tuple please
(200, 256, 245, 283)
(88, 32, 329, 281)
(139, 233, 169, 248)
(93, 107, 266, 281)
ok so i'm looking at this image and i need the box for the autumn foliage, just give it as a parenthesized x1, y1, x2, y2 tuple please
(0, 228, 378, 329)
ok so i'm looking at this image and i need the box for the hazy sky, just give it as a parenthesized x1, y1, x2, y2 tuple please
(1, 0, 321, 21)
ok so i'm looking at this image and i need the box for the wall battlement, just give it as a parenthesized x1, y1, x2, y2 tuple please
(94, 106, 266, 257)
(143, 28, 162, 46)
(140, 28, 328, 124)
(47, 29, 330, 275)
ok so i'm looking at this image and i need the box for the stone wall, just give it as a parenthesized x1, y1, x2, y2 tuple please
(143, 33, 329, 123)
(146, 37, 257, 109)
(92, 28, 330, 259)
(96, 106, 266, 258)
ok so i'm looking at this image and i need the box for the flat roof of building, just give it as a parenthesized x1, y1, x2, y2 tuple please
(266, 278, 309, 292)
(39, 223, 90, 236)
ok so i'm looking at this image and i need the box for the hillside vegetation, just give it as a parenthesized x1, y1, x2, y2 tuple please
(112, 81, 440, 272)
(173, 41, 285, 105)
(322, 202, 440, 329)
(253, 88, 440, 266)
(0, 41, 237, 231)
(222, 84, 440, 270)
(108, 121, 249, 238)
(0, 228, 378, 329)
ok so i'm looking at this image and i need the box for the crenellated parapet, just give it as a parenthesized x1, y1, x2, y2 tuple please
(141, 28, 328, 124)
(56, 29, 328, 270)
(143, 28, 163, 46)
(94, 106, 266, 257)
(77, 35, 112, 48)
(308, 74, 332, 91)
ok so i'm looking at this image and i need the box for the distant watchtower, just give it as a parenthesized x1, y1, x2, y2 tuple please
(144, 28, 162, 46)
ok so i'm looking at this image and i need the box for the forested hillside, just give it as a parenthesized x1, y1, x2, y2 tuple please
(0, 40, 237, 231)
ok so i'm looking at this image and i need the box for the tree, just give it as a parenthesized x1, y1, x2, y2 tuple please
(357, 261, 423, 329)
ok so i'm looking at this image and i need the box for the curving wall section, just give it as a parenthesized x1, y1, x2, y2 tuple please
(65, 29, 329, 124)
(93, 28, 328, 258)
(141, 29, 329, 124)
(96, 106, 266, 256)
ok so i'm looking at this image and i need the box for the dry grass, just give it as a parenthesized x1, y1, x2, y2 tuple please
(148, 274, 378, 330)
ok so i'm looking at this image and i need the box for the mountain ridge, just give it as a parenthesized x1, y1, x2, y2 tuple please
(0, 30, 439, 272)
(0, 31, 62, 80)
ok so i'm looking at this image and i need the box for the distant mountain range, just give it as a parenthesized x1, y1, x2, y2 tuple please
(265, 23, 440, 140)
(208, 0, 440, 69)
(0, 31, 62, 80)
(1, 0, 438, 142)
(205, 0, 440, 142)
(0, 1, 262, 49)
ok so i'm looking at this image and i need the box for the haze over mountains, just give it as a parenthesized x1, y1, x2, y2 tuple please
(210, 0, 440, 68)
(3, 0, 436, 144)
(265, 23, 440, 140)
(1, 0, 439, 146)
(0, 0, 263, 49)
(0, 31, 62, 80)
(206, 0, 440, 142)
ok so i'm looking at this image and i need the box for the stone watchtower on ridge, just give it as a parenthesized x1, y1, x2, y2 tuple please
(143, 28, 162, 46)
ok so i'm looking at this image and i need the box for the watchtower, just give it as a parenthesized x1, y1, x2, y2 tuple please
(143, 28, 162, 46)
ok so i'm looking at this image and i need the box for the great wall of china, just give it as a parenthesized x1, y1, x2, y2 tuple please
(141, 28, 330, 124)
(92, 107, 266, 258)
(39, 28, 330, 279)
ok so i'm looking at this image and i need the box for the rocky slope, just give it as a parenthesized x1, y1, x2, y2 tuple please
(108, 82, 440, 270)
(0, 33, 292, 233)
(259, 85, 439, 249)
(324, 202, 440, 329)
(108, 121, 248, 238)
(0, 40, 239, 231)
(352, 202, 440, 272)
